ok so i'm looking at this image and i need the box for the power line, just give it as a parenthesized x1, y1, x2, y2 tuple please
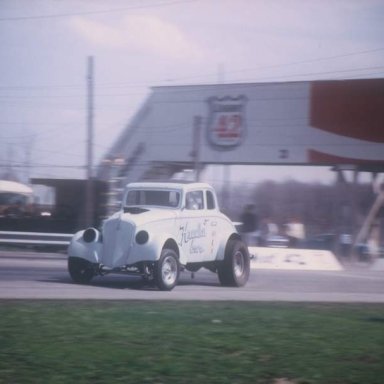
(0, 84, 83, 90)
(0, 163, 85, 169)
(161, 48, 384, 83)
(0, 91, 146, 100)
(237, 66, 384, 83)
(0, 121, 78, 126)
(225, 48, 384, 77)
(0, 0, 196, 21)
(0, 47, 383, 91)
(0, 81, 149, 91)
(1, 66, 383, 104)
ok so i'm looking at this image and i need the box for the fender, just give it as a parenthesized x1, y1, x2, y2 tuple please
(155, 232, 188, 264)
(216, 232, 241, 261)
(128, 231, 185, 265)
(68, 230, 103, 264)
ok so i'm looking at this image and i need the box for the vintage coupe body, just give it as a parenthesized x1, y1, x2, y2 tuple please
(68, 181, 250, 290)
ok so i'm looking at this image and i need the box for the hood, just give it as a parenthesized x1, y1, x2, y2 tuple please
(107, 207, 178, 227)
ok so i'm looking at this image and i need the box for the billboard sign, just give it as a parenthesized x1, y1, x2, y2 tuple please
(206, 95, 247, 150)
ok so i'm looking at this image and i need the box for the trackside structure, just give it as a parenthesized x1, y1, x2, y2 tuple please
(97, 78, 384, 213)
(95, 78, 384, 254)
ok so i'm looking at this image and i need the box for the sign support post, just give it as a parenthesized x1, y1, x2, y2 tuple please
(193, 116, 202, 182)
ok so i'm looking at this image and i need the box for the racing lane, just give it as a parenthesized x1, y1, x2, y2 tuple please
(1, 249, 384, 302)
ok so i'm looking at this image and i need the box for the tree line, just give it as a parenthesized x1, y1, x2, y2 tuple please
(220, 180, 378, 239)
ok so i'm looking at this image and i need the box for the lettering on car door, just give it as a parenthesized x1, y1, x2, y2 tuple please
(177, 191, 209, 262)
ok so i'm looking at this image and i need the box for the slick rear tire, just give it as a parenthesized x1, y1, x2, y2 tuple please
(154, 249, 180, 291)
(68, 257, 95, 284)
(218, 239, 250, 287)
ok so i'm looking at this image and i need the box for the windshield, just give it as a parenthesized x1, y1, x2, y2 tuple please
(124, 189, 180, 208)
(0, 192, 28, 206)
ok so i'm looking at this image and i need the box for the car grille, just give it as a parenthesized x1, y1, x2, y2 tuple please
(101, 217, 135, 268)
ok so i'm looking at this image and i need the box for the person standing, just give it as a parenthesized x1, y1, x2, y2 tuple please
(240, 204, 259, 245)
(285, 217, 306, 248)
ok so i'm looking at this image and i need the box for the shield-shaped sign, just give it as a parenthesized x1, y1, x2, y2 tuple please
(206, 95, 247, 150)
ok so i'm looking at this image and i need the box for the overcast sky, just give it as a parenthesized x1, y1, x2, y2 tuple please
(1, 0, 383, 185)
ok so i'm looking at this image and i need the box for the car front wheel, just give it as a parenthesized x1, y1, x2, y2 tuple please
(218, 239, 250, 287)
(68, 257, 95, 284)
(154, 249, 180, 291)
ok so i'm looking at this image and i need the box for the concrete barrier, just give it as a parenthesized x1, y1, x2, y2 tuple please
(249, 246, 343, 271)
(371, 258, 384, 271)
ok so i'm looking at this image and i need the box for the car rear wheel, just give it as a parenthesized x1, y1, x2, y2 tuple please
(218, 239, 250, 287)
(68, 257, 95, 284)
(154, 249, 180, 291)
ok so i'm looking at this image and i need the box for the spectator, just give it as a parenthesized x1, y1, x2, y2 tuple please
(285, 217, 306, 248)
(259, 217, 279, 246)
(240, 204, 259, 245)
(339, 232, 352, 258)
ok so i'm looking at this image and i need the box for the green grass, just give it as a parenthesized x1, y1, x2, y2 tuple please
(0, 301, 384, 384)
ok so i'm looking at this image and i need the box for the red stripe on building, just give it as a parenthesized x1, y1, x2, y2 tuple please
(310, 79, 384, 143)
(308, 149, 384, 165)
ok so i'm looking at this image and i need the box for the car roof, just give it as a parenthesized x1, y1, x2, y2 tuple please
(125, 181, 214, 191)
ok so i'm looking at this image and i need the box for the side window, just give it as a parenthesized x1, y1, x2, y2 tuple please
(206, 190, 216, 210)
(186, 191, 204, 210)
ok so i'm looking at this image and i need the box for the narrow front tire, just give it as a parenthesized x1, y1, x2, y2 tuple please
(68, 257, 95, 284)
(154, 249, 180, 291)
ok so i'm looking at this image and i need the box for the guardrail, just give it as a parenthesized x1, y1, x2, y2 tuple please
(0, 231, 72, 246)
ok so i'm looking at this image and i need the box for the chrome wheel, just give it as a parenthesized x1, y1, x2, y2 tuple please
(233, 250, 245, 278)
(162, 255, 178, 286)
(218, 239, 250, 287)
(155, 249, 180, 291)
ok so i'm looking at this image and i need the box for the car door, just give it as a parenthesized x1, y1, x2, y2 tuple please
(177, 190, 210, 263)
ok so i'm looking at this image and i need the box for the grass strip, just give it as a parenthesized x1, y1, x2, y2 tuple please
(0, 301, 383, 384)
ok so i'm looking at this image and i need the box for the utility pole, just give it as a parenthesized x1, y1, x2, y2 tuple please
(85, 56, 94, 227)
(193, 116, 202, 182)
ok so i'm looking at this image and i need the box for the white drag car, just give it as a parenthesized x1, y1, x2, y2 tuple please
(68, 181, 250, 290)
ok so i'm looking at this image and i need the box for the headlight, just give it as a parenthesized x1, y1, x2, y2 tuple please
(135, 230, 149, 245)
(83, 228, 100, 243)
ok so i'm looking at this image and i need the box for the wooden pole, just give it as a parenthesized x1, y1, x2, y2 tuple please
(85, 56, 94, 227)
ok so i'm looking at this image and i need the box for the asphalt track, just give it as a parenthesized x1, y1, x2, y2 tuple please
(1, 249, 384, 302)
